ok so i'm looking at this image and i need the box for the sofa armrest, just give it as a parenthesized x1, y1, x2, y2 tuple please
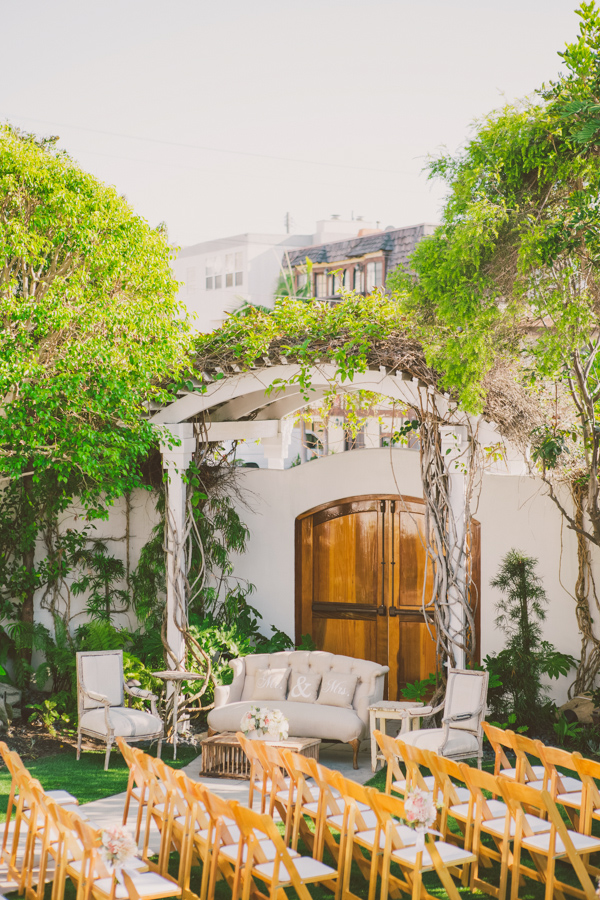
(354, 666, 389, 734)
(214, 657, 246, 708)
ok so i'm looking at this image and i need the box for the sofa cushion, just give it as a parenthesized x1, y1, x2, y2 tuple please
(251, 667, 291, 701)
(401, 727, 479, 757)
(288, 671, 321, 703)
(317, 673, 358, 709)
(80, 707, 162, 739)
(207, 700, 364, 742)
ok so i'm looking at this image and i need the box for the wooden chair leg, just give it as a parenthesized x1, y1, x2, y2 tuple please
(349, 739, 360, 770)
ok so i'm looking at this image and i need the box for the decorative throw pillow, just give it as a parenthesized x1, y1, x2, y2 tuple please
(287, 671, 322, 704)
(316, 673, 359, 709)
(251, 667, 291, 702)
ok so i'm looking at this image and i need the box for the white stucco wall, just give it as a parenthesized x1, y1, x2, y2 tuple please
(32, 488, 160, 638)
(29, 445, 593, 706)
(228, 447, 590, 704)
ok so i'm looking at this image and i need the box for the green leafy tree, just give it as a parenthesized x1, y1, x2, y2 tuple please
(0, 124, 191, 666)
(389, 2, 600, 551)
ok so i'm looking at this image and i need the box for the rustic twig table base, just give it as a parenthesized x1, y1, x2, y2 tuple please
(200, 733, 321, 779)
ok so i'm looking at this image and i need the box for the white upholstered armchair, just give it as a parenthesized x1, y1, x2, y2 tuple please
(76, 650, 163, 770)
(399, 668, 489, 768)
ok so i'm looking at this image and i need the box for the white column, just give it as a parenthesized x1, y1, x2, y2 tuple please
(261, 419, 293, 470)
(160, 423, 196, 672)
(440, 425, 469, 670)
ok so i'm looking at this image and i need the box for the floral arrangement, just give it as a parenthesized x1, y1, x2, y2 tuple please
(100, 825, 137, 871)
(240, 705, 289, 740)
(403, 787, 437, 832)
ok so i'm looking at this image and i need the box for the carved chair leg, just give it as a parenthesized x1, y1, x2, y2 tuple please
(207, 726, 216, 737)
(349, 739, 360, 770)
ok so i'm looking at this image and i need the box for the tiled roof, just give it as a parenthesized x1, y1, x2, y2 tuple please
(288, 223, 437, 271)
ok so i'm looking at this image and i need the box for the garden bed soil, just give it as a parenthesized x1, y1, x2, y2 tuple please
(0, 722, 94, 760)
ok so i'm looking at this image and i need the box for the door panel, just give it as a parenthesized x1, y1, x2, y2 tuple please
(295, 494, 480, 700)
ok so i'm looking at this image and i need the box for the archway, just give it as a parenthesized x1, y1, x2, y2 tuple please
(295, 493, 480, 699)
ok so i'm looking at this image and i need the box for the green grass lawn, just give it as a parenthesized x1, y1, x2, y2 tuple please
(0, 743, 197, 823)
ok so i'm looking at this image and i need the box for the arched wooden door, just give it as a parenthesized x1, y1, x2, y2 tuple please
(295, 494, 480, 700)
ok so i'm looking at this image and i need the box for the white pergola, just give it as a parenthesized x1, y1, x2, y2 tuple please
(151, 363, 523, 678)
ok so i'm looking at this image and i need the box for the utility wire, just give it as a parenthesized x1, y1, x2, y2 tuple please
(3, 113, 414, 176)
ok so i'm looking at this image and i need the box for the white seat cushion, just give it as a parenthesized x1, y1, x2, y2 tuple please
(499, 765, 545, 781)
(254, 855, 336, 883)
(69, 858, 147, 877)
(80, 707, 162, 738)
(522, 830, 600, 857)
(328, 809, 378, 831)
(557, 776, 582, 793)
(557, 791, 582, 808)
(452, 798, 506, 820)
(46, 790, 79, 806)
(94, 870, 177, 898)
(358, 825, 418, 849)
(276, 787, 319, 804)
(484, 814, 551, 838)
(208, 699, 363, 743)
(392, 775, 435, 794)
(392, 840, 473, 868)
(401, 728, 479, 756)
(220, 840, 300, 863)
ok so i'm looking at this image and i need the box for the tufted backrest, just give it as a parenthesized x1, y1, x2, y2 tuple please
(238, 650, 388, 727)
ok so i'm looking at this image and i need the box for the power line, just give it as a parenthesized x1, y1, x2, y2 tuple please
(3, 113, 414, 176)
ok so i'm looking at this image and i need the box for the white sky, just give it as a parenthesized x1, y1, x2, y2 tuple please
(2, 1, 582, 248)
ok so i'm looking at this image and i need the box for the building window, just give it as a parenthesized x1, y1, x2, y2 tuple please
(365, 260, 383, 292)
(297, 272, 308, 290)
(214, 258, 222, 289)
(235, 252, 243, 285)
(205, 259, 214, 290)
(225, 254, 234, 287)
(315, 272, 327, 298)
(186, 267, 197, 294)
(354, 266, 364, 293)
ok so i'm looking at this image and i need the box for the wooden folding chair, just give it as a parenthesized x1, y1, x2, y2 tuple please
(572, 754, 600, 837)
(277, 749, 322, 850)
(141, 756, 173, 871)
(22, 782, 65, 900)
(330, 773, 414, 900)
(72, 814, 182, 900)
(426, 751, 472, 855)
(0, 741, 78, 859)
(460, 764, 518, 900)
(369, 787, 476, 900)
(373, 729, 408, 797)
(175, 779, 215, 900)
(4, 767, 44, 893)
(534, 742, 583, 827)
(501, 778, 600, 900)
(117, 737, 153, 843)
(397, 740, 441, 806)
(236, 731, 275, 814)
(510, 732, 546, 788)
(258, 743, 317, 853)
(232, 804, 338, 900)
(482, 724, 520, 781)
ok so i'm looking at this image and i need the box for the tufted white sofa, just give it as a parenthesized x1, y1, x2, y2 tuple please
(207, 650, 389, 768)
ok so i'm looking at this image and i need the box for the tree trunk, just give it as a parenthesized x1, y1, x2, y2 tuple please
(20, 470, 36, 671)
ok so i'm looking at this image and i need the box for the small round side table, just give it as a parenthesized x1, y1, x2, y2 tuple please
(368, 700, 424, 772)
(152, 670, 206, 759)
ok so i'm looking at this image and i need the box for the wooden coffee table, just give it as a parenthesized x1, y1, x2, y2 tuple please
(200, 732, 321, 779)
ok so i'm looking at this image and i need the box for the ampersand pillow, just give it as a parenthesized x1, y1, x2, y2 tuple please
(316, 673, 359, 709)
(287, 671, 322, 704)
(250, 667, 291, 702)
